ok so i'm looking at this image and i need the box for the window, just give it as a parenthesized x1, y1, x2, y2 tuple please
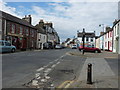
(5, 42, 11, 46)
(16, 24, 19, 34)
(20, 26, 23, 34)
(91, 38, 93, 42)
(26, 28, 29, 36)
(11, 24, 15, 33)
(7, 22, 10, 33)
(86, 37, 89, 41)
(32, 30, 34, 37)
(118, 24, 119, 35)
(105, 42, 107, 47)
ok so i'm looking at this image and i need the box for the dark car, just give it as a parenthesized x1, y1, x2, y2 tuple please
(79, 45, 101, 53)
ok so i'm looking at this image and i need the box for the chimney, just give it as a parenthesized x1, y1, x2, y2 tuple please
(39, 19, 44, 28)
(22, 15, 32, 24)
(100, 32, 104, 35)
(106, 27, 111, 32)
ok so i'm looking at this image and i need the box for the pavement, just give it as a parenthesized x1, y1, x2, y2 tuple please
(68, 50, 119, 89)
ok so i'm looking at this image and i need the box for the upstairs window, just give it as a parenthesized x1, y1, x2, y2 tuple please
(20, 26, 23, 34)
(91, 38, 93, 42)
(11, 24, 15, 33)
(86, 37, 89, 41)
(26, 28, 29, 36)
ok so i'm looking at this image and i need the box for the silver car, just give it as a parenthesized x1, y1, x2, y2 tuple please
(0, 40, 16, 53)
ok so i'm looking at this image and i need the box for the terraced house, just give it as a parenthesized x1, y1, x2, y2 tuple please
(113, 19, 120, 54)
(1, 11, 37, 50)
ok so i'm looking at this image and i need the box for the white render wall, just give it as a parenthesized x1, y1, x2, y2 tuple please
(77, 37, 96, 47)
(113, 21, 119, 53)
(96, 38, 100, 48)
(37, 33, 47, 49)
(118, 21, 120, 54)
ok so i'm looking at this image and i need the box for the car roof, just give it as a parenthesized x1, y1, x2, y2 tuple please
(0, 40, 9, 42)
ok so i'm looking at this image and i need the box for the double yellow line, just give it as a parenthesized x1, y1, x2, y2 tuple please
(57, 80, 74, 88)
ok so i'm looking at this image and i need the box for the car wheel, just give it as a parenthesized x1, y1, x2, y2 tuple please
(95, 50, 98, 53)
(11, 48, 15, 53)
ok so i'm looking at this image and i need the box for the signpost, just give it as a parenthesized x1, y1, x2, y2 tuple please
(82, 28, 85, 55)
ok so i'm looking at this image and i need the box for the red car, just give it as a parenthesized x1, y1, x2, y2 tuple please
(79, 45, 101, 53)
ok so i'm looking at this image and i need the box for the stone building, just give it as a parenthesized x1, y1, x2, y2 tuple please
(0, 11, 37, 50)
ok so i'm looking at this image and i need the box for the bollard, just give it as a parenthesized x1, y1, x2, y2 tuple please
(87, 63, 92, 84)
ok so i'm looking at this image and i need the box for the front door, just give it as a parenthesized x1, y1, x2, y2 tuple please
(108, 41, 109, 51)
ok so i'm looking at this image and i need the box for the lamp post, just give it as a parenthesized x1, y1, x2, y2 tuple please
(82, 28, 85, 54)
(99, 24, 104, 50)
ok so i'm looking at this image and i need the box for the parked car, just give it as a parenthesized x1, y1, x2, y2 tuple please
(0, 40, 16, 53)
(78, 45, 101, 53)
(72, 44, 77, 49)
(55, 45, 63, 49)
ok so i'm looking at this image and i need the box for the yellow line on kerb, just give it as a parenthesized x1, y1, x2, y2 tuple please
(57, 80, 74, 88)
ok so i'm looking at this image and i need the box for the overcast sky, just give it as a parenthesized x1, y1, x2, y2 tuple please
(0, 1, 118, 42)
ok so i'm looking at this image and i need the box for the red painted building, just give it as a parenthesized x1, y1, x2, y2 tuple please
(1, 11, 37, 50)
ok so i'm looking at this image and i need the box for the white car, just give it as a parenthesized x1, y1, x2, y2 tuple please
(55, 45, 62, 49)
(72, 44, 77, 49)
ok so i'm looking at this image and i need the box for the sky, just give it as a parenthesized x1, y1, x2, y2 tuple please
(0, 1, 119, 42)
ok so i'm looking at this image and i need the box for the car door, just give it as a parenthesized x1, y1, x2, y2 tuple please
(5, 42, 12, 52)
(87, 45, 93, 51)
(0, 41, 5, 52)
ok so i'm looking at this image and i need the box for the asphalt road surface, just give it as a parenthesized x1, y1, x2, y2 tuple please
(2, 49, 118, 89)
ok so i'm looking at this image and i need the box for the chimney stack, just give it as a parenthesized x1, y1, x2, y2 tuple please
(22, 15, 32, 24)
(39, 19, 44, 28)
(100, 32, 104, 35)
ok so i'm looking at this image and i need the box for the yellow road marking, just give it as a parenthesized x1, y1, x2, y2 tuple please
(64, 81, 74, 88)
(57, 80, 74, 88)
(57, 81, 69, 88)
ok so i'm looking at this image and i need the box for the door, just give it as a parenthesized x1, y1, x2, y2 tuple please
(108, 41, 109, 51)
(4, 41, 12, 52)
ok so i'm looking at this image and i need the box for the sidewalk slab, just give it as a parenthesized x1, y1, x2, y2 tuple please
(71, 58, 118, 88)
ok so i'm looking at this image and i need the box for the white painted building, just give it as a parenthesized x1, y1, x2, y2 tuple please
(77, 31, 96, 47)
(37, 28, 47, 49)
(113, 20, 120, 54)
(37, 32, 47, 49)
(95, 36, 100, 49)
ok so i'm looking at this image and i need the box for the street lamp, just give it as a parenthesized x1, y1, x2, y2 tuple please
(82, 28, 85, 54)
(99, 24, 104, 50)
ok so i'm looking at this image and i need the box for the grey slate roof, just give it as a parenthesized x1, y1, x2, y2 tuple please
(0, 11, 36, 29)
(35, 24, 46, 34)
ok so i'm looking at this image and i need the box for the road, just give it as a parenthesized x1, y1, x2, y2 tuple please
(2, 49, 118, 89)
(2, 48, 86, 88)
